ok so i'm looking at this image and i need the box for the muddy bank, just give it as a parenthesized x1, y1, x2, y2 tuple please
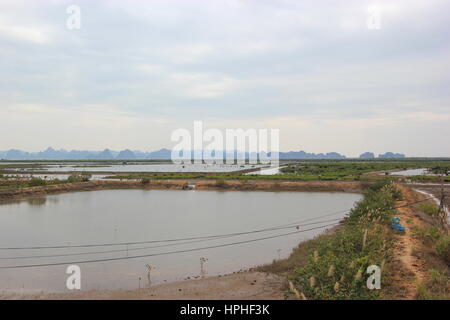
(0, 179, 369, 203)
(1, 272, 285, 300)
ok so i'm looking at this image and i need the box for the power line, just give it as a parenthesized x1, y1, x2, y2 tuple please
(0, 219, 341, 260)
(0, 197, 433, 252)
(0, 223, 339, 269)
(0, 210, 352, 250)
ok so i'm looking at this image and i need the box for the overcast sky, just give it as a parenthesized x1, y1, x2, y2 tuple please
(1, 0, 449, 156)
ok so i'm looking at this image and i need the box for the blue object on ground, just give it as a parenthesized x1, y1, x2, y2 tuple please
(391, 217, 405, 231)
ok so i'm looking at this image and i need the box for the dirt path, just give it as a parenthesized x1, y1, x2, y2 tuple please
(0, 179, 368, 203)
(1, 272, 286, 300)
(390, 185, 429, 299)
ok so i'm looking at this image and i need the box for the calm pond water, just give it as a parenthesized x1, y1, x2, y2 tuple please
(247, 166, 281, 175)
(389, 168, 430, 176)
(0, 190, 361, 293)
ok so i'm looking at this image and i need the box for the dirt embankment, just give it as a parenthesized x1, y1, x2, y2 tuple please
(0, 179, 369, 203)
(388, 184, 449, 299)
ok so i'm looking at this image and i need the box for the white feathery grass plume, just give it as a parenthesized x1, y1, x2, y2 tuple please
(327, 265, 335, 277)
(362, 229, 368, 250)
(355, 269, 363, 281)
(313, 250, 319, 263)
(288, 280, 307, 300)
(309, 276, 316, 288)
(333, 282, 340, 292)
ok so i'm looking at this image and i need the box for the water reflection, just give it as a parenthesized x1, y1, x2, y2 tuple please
(27, 198, 47, 206)
(0, 189, 361, 292)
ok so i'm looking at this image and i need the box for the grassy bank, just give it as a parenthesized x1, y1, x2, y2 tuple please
(260, 181, 450, 300)
(260, 181, 403, 299)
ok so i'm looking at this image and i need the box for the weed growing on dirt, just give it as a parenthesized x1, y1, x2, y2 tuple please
(415, 201, 440, 217)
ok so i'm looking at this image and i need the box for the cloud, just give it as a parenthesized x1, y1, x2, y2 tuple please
(0, 0, 449, 155)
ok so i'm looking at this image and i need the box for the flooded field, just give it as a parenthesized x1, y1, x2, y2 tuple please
(6, 162, 261, 173)
(390, 168, 430, 176)
(247, 167, 281, 175)
(0, 189, 361, 292)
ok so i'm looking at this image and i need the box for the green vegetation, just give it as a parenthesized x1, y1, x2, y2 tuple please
(2, 159, 450, 183)
(281, 160, 450, 181)
(100, 159, 450, 182)
(0, 164, 47, 170)
(412, 224, 450, 299)
(414, 225, 450, 264)
(261, 181, 401, 300)
(0, 173, 92, 190)
(215, 178, 226, 187)
(435, 236, 450, 264)
(415, 201, 440, 217)
(409, 175, 450, 182)
(28, 177, 47, 187)
(417, 269, 449, 300)
(412, 226, 443, 245)
(67, 172, 92, 182)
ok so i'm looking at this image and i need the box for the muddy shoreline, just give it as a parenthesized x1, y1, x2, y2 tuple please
(0, 179, 370, 203)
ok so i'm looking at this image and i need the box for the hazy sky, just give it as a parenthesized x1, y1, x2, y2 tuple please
(1, 0, 449, 156)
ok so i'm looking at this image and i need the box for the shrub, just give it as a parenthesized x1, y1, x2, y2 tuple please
(412, 226, 443, 245)
(435, 235, 450, 264)
(215, 178, 226, 187)
(416, 201, 440, 216)
(141, 178, 150, 185)
(287, 181, 401, 300)
(346, 181, 398, 225)
(417, 269, 450, 300)
(289, 225, 386, 300)
(67, 172, 92, 183)
(28, 178, 47, 187)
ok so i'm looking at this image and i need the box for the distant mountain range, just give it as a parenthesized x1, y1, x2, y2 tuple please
(0, 147, 406, 160)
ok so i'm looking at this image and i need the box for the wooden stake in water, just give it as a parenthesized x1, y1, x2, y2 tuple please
(200, 257, 208, 279)
(145, 264, 156, 287)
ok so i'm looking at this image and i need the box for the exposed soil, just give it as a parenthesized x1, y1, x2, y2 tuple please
(0, 179, 369, 203)
(1, 272, 286, 300)
(387, 184, 445, 299)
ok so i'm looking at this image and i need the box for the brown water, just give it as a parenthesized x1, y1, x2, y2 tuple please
(0, 190, 361, 292)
